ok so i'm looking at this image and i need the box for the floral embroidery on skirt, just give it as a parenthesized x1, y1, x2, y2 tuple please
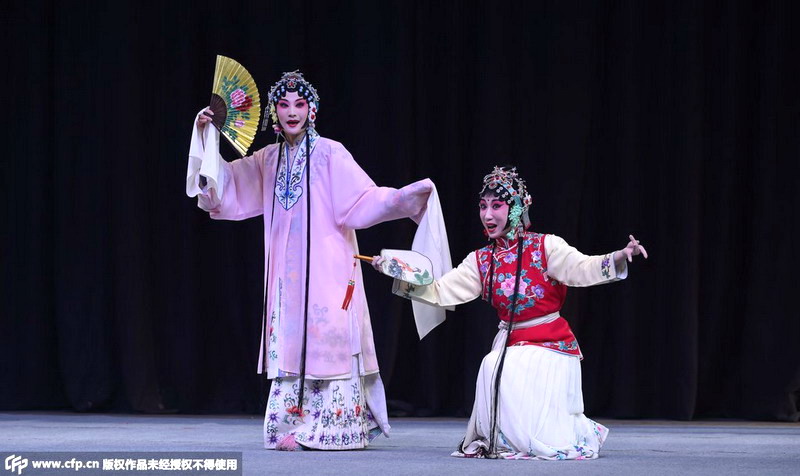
(264, 376, 381, 450)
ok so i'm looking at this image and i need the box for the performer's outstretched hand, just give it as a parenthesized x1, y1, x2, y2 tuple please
(615, 234, 648, 263)
(196, 107, 214, 129)
(371, 256, 385, 272)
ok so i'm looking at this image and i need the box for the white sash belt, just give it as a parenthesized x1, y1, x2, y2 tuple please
(491, 311, 561, 351)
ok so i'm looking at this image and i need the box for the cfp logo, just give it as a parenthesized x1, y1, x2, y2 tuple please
(4, 455, 28, 475)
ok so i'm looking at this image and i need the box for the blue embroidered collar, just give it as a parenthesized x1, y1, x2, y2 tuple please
(275, 129, 319, 210)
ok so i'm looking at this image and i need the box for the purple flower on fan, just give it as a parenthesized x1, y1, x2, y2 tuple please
(387, 259, 403, 278)
(268, 412, 278, 422)
(234, 119, 245, 128)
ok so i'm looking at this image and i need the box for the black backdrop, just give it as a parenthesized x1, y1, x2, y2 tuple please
(3, 0, 798, 421)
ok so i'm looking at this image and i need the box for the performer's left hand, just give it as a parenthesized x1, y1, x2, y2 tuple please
(616, 234, 648, 263)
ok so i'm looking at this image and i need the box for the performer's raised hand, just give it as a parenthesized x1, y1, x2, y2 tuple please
(196, 107, 214, 129)
(616, 234, 648, 263)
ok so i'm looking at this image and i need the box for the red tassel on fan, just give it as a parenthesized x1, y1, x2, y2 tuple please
(341, 260, 357, 310)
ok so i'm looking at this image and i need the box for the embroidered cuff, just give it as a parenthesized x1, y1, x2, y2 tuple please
(601, 254, 612, 279)
(602, 253, 628, 281)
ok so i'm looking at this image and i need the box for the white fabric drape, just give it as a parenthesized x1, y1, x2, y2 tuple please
(408, 182, 454, 338)
(457, 346, 608, 460)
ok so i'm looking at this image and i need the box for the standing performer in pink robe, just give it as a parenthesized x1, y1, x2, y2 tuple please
(186, 71, 433, 450)
(374, 166, 648, 460)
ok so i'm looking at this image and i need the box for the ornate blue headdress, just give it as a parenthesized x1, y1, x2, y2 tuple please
(262, 70, 320, 133)
(480, 166, 533, 239)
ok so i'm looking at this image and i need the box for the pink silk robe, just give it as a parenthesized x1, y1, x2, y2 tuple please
(196, 136, 431, 378)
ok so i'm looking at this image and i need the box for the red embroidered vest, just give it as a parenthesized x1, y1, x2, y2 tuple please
(475, 232, 582, 357)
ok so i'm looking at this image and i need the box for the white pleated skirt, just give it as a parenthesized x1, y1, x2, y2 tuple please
(455, 345, 608, 460)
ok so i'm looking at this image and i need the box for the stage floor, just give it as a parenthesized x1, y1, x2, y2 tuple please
(1, 413, 798, 475)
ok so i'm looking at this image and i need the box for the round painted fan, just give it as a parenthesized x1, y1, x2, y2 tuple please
(208, 55, 261, 156)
